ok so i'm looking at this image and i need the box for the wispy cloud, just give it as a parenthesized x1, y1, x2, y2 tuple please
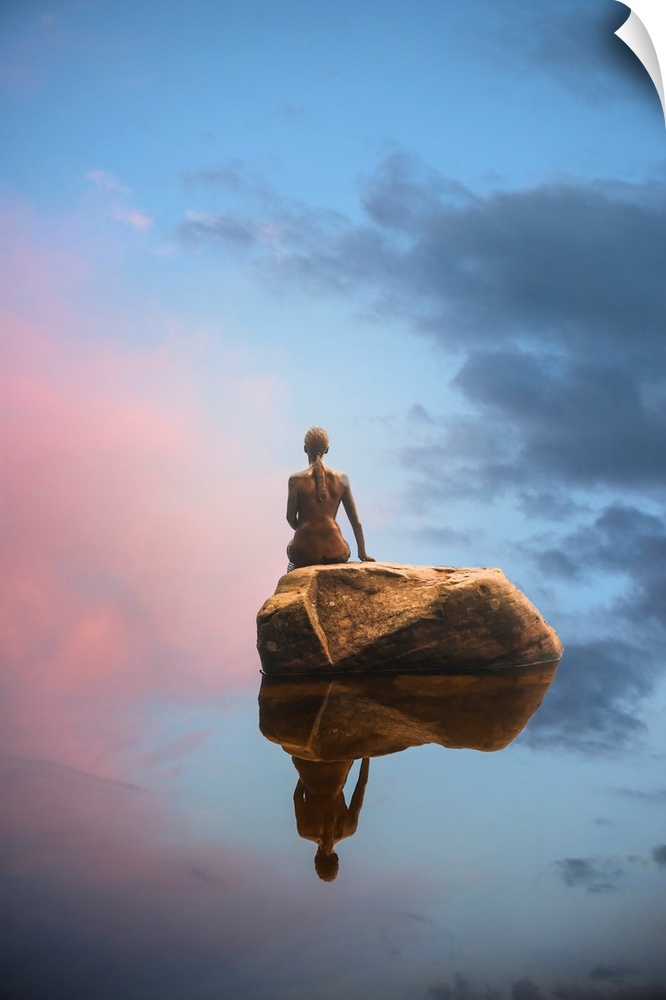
(467, 0, 656, 108)
(86, 168, 132, 194)
(653, 845, 666, 868)
(553, 848, 662, 893)
(610, 788, 666, 806)
(589, 965, 639, 984)
(86, 169, 153, 230)
(138, 728, 219, 769)
(554, 856, 627, 893)
(109, 201, 153, 230)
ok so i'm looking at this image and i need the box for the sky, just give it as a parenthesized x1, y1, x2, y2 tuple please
(1, 0, 665, 997)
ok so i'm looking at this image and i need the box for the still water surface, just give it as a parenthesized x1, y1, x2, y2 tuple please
(2, 652, 665, 1000)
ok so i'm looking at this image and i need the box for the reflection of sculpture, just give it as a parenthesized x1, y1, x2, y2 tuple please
(259, 648, 559, 881)
(259, 659, 561, 878)
(286, 427, 374, 569)
(292, 757, 369, 881)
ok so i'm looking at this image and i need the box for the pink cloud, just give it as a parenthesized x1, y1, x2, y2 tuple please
(0, 207, 289, 777)
(86, 169, 132, 195)
(85, 169, 152, 230)
(110, 201, 153, 229)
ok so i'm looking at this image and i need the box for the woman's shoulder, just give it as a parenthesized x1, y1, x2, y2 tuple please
(325, 468, 350, 485)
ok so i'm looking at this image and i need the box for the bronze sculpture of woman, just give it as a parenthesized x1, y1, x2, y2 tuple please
(286, 427, 374, 569)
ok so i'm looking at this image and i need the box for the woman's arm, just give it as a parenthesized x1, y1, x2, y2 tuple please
(347, 758, 370, 823)
(286, 476, 299, 530)
(341, 477, 375, 561)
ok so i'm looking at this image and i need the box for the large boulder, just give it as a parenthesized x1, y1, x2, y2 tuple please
(256, 563, 562, 676)
(259, 662, 560, 759)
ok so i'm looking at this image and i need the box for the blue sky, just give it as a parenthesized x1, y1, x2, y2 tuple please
(1, 1, 666, 997)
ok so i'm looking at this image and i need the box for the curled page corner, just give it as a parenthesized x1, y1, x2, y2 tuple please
(615, 0, 666, 126)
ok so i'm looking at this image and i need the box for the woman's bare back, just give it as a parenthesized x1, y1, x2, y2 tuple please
(286, 466, 351, 567)
(285, 428, 374, 570)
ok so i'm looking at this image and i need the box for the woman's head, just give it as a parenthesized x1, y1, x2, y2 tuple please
(314, 846, 339, 881)
(304, 426, 329, 460)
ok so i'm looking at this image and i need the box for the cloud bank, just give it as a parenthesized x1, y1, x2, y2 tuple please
(0, 207, 287, 776)
(178, 151, 666, 754)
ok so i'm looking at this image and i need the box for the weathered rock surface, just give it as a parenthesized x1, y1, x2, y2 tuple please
(256, 563, 562, 676)
(259, 661, 560, 759)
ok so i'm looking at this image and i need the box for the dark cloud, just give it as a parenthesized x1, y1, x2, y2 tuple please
(450, 350, 666, 493)
(543, 505, 666, 574)
(553, 849, 662, 892)
(389, 173, 666, 498)
(361, 152, 476, 229)
(362, 160, 666, 360)
(489, 0, 658, 109)
(534, 504, 666, 630)
(590, 965, 639, 984)
(397, 909, 432, 923)
(180, 155, 666, 505)
(610, 788, 666, 807)
(430, 974, 666, 1000)
(512, 980, 546, 1000)
(547, 987, 666, 1000)
(520, 640, 653, 754)
(390, 0, 655, 115)
(179, 152, 666, 754)
(408, 402, 439, 425)
(518, 491, 586, 523)
(519, 500, 666, 752)
(182, 159, 267, 194)
(429, 974, 501, 1000)
(554, 856, 625, 892)
(181, 152, 666, 339)
(181, 210, 264, 249)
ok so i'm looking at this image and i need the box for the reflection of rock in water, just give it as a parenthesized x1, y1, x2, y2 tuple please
(257, 563, 563, 676)
(259, 661, 561, 760)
